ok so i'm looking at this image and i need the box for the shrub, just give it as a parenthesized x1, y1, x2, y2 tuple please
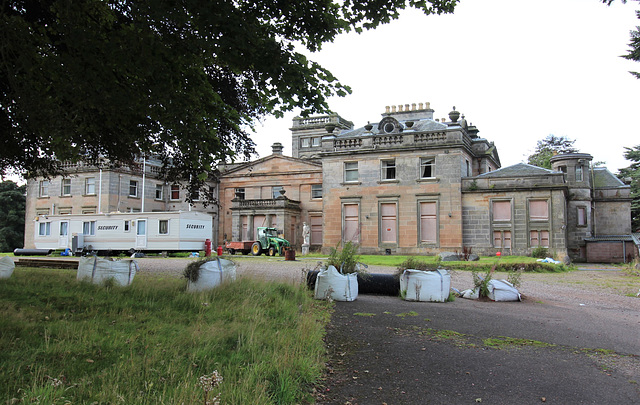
(531, 246, 548, 258)
(327, 241, 361, 274)
(472, 267, 493, 298)
(395, 257, 438, 277)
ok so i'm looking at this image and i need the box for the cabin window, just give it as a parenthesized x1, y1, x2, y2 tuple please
(38, 222, 51, 236)
(170, 185, 180, 200)
(155, 184, 163, 200)
(311, 184, 322, 199)
(85, 177, 96, 195)
(83, 221, 96, 236)
(159, 220, 169, 235)
(381, 159, 396, 180)
(61, 178, 71, 196)
(124, 220, 131, 232)
(59, 222, 68, 236)
(39, 180, 49, 197)
(129, 180, 139, 197)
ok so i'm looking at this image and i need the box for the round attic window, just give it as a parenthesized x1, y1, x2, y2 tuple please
(384, 122, 395, 133)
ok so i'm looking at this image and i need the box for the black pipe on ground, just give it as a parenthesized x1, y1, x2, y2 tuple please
(13, 248, 53, 256)
(307, 270, 399, 296)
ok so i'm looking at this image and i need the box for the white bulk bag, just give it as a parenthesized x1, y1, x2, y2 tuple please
(0, 256, 15, 279)
(187, 258, 236, 292)
(314, 265, 358, 302)
(400, 269, 451, 302)
(487, 279, 521, 302)
(77, 256, 137, 286)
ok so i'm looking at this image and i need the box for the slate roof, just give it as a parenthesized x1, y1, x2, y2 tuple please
(593, 167, 627, 189)
(336, 118, 449, 138)
(475, 163, 556, 178)
(584, 235, 634, 242)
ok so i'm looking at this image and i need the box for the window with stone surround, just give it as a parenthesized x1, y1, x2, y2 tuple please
(381, 159, 396, 180)
(129, 180, 139, 197)
(577, 206, 587, 226)
(342, 203, 359, 243)
(312, 137, 321, 147)
(575, 165, 583, 182)
(272, 186, 283, 199)
(529, 200, 549, 221)
(420, 158, 435, 178)
(379, 202, 397, 244)
(61, 178, 71, 196)
(39, 180, 49, 197)
(493, 230, 511, 248)
(300, 137, 310, 148)
(344, 162, 358, 183)
(419, 201, 437, 244)
(492, 200, 512, 248)
(310, 215, 323, 245)
(530, 230, 549, 248)
(170, 184, 180, 200)
(155, 184, 163, 200)
(311, 184, 322, 199)
(235, 188, 245, 200)
(85, 177, 96, 195)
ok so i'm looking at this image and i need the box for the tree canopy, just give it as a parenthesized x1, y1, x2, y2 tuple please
(617, 145, 640, 231)
(0, 181, 25, 252)
(527, 135, 579, 169)
(602, 0, 640, 78)
(0, 0, 458, 200)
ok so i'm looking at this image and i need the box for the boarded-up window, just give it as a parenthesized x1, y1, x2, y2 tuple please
(493, 230, 511, 248)
(241, 216, 249, 240)
(380, 203, 397, 243)
(170, 184, 180, 200)
(253, 215, 266, 240)
(420, 202, 437, 243)
(529, 200, 549, 221)
(493, 201, 511, 222)
(343, 204, 359, 243)
(530, 230, 550, 247)
(310, 216, 323, 245)
(577, 207, 587, 226)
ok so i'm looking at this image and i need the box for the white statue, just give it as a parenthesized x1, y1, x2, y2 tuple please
(302, 222, 310, 246)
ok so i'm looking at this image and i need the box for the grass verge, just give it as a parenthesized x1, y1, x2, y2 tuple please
(0, 268, 332, 404)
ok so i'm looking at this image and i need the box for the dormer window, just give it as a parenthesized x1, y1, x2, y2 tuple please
(384, 123, 394, 133)
(378, 117, 401, 134)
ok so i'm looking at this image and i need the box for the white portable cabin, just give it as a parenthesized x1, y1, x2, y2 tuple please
(33, 211, 213, 253)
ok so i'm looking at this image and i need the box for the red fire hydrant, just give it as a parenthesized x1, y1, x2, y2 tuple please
(217, 245, 223, 256)
(204, 239, 212, 257)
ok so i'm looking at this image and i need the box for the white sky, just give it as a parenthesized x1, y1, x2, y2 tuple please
(251, 0, 640, 173)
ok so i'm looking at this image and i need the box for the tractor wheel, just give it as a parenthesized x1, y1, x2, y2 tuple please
(268, 246, 276, 256)
(228, 249, 236, 255)
(251, 242, 262, 256)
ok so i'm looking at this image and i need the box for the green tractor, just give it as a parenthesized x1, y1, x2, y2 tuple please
(251, 227, 290, 256)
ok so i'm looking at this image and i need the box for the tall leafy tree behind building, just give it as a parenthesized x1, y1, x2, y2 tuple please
(617, 145, 640, 231)
(527, 135, 579, 169)
(0, 0, 457, 201)
(0, 181, 25, 252)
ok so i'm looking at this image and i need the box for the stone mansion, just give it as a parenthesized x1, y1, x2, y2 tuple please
(24, 103, 637, 262)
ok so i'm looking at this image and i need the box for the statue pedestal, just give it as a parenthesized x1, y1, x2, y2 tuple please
(301, 243, 310, 256)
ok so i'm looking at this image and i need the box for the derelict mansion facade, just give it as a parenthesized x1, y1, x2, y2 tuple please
(24, 103, 635, 262)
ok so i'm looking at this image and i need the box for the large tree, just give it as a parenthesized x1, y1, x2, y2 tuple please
(0, 0, 458, 201)
(603, 0, 640, 77)
(0, 181, 25, 252)
(527, 135, 579, 169)
(618, 145, 640, 231)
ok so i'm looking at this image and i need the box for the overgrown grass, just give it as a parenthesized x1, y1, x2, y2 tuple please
(0, 268, 332, 404)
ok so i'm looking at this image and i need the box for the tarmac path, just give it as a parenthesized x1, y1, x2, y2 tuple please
(116, 256, 640, 403)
